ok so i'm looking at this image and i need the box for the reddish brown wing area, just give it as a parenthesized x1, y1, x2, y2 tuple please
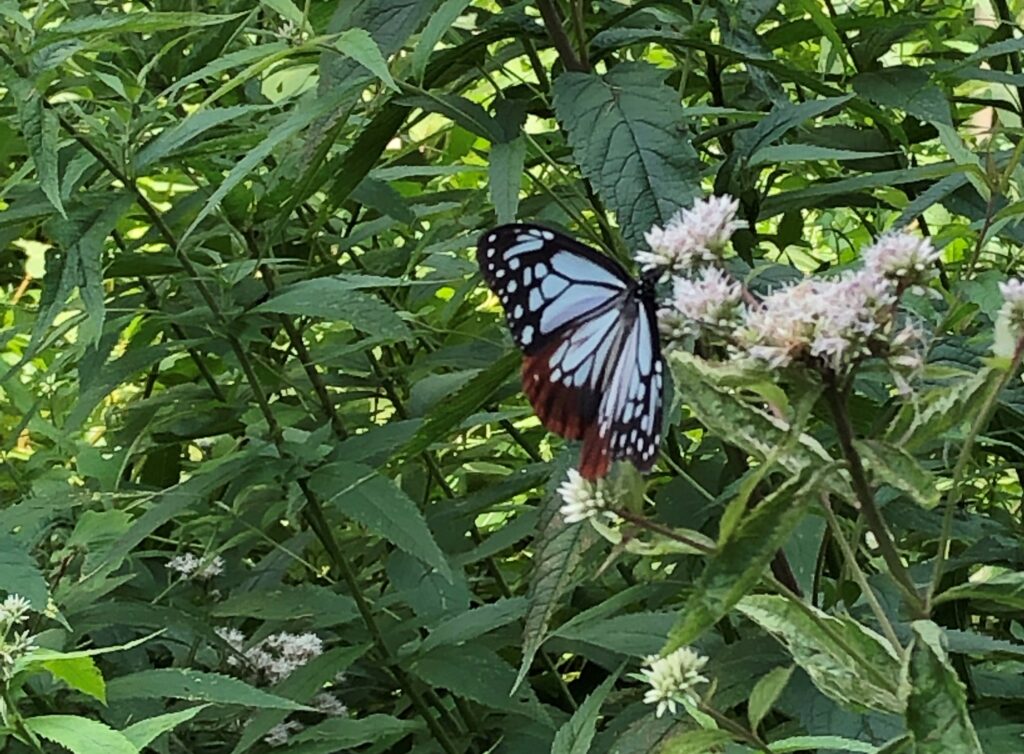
(522, 344, 611, 480)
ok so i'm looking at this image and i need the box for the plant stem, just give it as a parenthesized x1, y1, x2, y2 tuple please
(699, 705, 773, 754)
(927, 337, 1024, 610)
(819, 496, 902, 652)
(824, 381, 926, 616)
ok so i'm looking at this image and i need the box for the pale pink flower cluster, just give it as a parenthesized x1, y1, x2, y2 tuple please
(264, 720, 303, 747)
(862, 231, 939, 283)
(168, 552, 224, 580)
(739, 271, 895, 370)
(637, 195, 746, 273)
(654, 219, 935, 374)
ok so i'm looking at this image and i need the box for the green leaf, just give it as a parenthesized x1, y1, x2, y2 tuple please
(553, 62, 701, 248)
(292, 715, 421, 748)
(350, 177, 416, 225)
(254, 280, 410, 341)
(41, 656, 106, 703)
(737, 595, 902, 714)
(334, 28, 399, 92)
(669, 353, 841, 492)
(410, 644, 551, 724)
(310, 461, 453, 582)
(134, 106, 270, 170)
(411, 0, 472, 81)
(906, 620, 984, 753)
(123, 706, 210, 750)
(515, 457, 589, 692)
(15, 90, 64, 217)
(260, 0, 306, 27)
(211, 585, 358, 627)
(553, 611, 675, 657)
(768, 735, 877, 752)
(748, 665, 794, 730)
(0, 535, 48, 608)
(737, 95, 854, 161)
(106, 669, 307, 710)
(749, 144, 894, 166)
(25, 716, 137, 754)
(180, 91, 349, 242)
(489, 136, 526, 224)
(665, 470, 825, 652)
(400, 92, 504, 141)
(660, 729, 734, 753)
(854, 67, 952, 126)
(411, 597, 527, 655)
(399, 350, 519, 460)
(934, 571, 1024, 609)
(37, 11, 242, 43)
(551, 671, 619, 754)
(854, 440, 940, 509)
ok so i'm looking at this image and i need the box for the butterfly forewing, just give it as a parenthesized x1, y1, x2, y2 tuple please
(476, 225, 629, 353)
(477, 224, 664, 479)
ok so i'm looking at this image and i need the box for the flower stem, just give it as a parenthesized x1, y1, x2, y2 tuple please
(824, 381, 926, 616)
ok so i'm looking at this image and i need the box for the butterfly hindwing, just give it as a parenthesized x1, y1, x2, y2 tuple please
(477, 224, 664, 479)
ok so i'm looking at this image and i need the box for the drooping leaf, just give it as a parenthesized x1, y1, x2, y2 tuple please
(905, 620, 984, 753)
(40, 656, 106, 703)
(310, 461, 453, 582)
(292, 715, 421, 748)
(854, 67, 952, 126)
(37, 11, 242, 43)
(15, 89, 64, 217)
(553, 62, 701, 248)
(411, 597, 528, 655)
(411, 0, 472, 81)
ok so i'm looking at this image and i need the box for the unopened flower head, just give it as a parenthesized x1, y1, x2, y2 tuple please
(312, 692, 349, 717)
(557, 468, 612, 524)
(670, 267, 744, 337)
(999, 279, 1024, 335)
(638, 646, 709, 717)
(168, 553, 224, 580)
(862, 231, 939, 284)
(0, 595, 31, 626)
(638, 195, 745, 273)
(264, 720, 303, 747)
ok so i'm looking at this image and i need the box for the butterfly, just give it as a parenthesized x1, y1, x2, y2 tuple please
(477, 224, 664, 479)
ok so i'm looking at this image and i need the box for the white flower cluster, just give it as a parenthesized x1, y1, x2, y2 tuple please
(638, 195, 746, 273)
(647, 207, 936, 374)
(999, 279, 1024, 335)
(168, 552, 225, 580)
(1, 594, 36, 682)
(638, 646, 709, 717)
(557, 469, 613, 524)
(0, 595, 31, 625)
(217, 627, 324, 683)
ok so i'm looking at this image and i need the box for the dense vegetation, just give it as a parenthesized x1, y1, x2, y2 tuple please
(3, 0, 1024, 752)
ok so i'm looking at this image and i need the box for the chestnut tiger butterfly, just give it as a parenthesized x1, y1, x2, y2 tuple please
(477, 224, 664, 479)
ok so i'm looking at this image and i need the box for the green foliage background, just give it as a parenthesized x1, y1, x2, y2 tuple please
(2, 0, 1024, 752)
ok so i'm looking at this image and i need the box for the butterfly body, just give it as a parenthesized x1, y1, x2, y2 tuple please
(477, 224, 664, 479)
